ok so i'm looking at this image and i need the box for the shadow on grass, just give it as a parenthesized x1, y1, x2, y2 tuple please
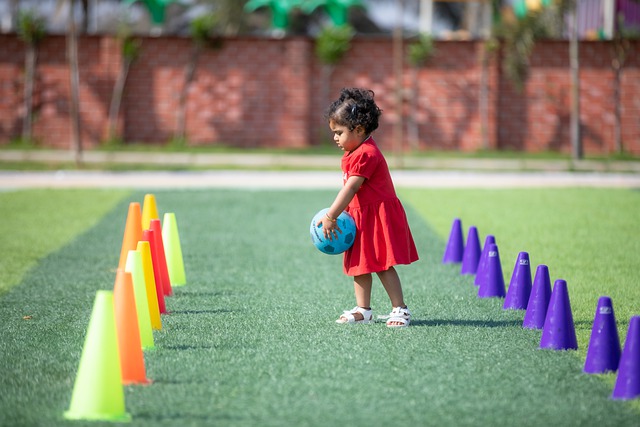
(411, 318, 524, 328)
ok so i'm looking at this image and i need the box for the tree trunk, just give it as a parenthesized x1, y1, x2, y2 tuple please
(407, 66, 419, 150)
(569, 3, 582, 160)
(479, 42, 489, 150)
(175, 45, 201, 143)
(68, 0, 82, 165)
(393, 0, 405, 168)
(22, 44, 36, 142)
(108, 58, 131, 143)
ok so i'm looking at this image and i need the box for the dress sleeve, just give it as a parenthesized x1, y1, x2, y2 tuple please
(348, 150, 379, 180)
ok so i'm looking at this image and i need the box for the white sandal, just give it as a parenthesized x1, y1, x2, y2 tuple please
(386, 306, 411, 328)
(335, 306, 373, 324)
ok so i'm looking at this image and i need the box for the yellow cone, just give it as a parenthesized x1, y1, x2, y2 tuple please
(136, 240, 162, 330)
(125, 250, 155, 350)
(64, 291, 131, 422)
(162, 213, 187, 286)
(141, 194, 159, 230)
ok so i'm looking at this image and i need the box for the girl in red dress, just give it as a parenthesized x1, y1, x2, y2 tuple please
(319, 88, 419, 328)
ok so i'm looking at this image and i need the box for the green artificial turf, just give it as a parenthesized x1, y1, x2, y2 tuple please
(0, 188, 638, 426)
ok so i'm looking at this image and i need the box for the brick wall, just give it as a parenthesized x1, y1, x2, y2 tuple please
(0, 34, 638, 155)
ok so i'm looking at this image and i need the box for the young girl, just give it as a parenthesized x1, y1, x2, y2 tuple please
(319, 87, 419, 328)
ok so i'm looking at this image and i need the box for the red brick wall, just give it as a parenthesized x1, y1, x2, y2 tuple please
(0, 34, 638, 155)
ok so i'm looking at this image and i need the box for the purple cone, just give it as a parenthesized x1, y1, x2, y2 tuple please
(474, 235, 495, 287)
(461, 226, 481, 275)
(612, 316, 640, 400)
(477, 243, 505, 298)
(540, 279, 578, 351)
(442, 218, 464, 264)
(503, 252, 532, 310)
(584, 296, 621, 374)
(523, 265, 552, 329)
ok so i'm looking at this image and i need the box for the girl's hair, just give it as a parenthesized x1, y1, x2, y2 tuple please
(325, 87, 382, 134)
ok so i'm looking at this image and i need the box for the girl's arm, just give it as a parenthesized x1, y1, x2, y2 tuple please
(319, 175, 365, 239)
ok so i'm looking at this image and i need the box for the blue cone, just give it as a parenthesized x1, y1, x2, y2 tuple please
(523, 265, 552, 329)
(503, 252, 532, 310)
(540, 279, 578, 351)
(612, 316, 640, 400)
(584, 296, 621, 374)
(478, 243, 505, 298)
(442, 218, 464, 264)
(474, 235, 495, 287)
(461, 226, 481, 275)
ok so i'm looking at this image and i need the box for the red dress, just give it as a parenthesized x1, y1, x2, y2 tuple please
(342, 137, 419, 276)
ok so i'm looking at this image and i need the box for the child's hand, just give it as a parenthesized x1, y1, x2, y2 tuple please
(317, 217, 342, 241)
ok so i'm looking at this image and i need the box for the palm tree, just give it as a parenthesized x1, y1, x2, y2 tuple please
(244, 0, 303, 33)
(302, 0, 364, 26)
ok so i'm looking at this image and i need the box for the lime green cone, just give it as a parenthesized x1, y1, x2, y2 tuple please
(162, 213, 186, 286)
(64, 291, 131, 422)
(125, 250, 155, 350)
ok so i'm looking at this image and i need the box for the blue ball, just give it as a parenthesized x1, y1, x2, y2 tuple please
(310, 208, 357, 255)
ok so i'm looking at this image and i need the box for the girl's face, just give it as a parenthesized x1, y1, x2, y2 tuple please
(329, 120, 365, 152)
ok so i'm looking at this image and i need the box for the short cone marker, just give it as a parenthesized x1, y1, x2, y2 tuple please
(162, 213, 186, 287)
(125, 250, 155, 350)
(478, 243, 505, 298)
(141, 193, 159, 230)
(460, 226, 481, 275)
(113, 270, 151, 385)
(64, 291, 131, 422)
(150, 219, 173, 296)
(612, 316, 640, 400)
(137, 240, 162, 330)
(142, 229, 167, 314)
(584, 296, 620, 374)
(118, 202, 142, 270)
(442, 218, 464, 264)
(523, 265, 552, 329)
(540, 279, 578, 351)
(474, 235, 495, 287)
(503, 251, 532, 310)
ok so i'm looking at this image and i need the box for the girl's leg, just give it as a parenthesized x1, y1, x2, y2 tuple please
(377, 266, 408, 326)
(339, 273, 373, 322)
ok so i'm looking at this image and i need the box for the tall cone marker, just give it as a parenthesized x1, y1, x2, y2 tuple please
(162, 213, 186, 286)
(64, 291, 131, 422)
(474, 235, 495, 287)
(503, 251, 532, 310)
(118, 202, 142, 269)
(137, 240, 162, 330)
(125, 250, 155, 350)
(523, 264, 552, 329)
(612, 316, 640, 400)
(460, 226, 481, 275)
(141, 193, 159, 230)
(150, 219, 173, 296)
(113, 269, 151, 385)
(584, 296, 620, 374)
(442, 218, 464, 264)
(478, 243, 505, 298)
(540, 279, 578, 351)
(142, 229, 167, 314)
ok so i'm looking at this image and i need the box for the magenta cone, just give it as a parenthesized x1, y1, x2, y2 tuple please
(612, 316, 640, 400)
(442, 218, 464, 264)
(461, 226, 481, 275)
(523, 265, 552, 329)
(474, 235, 495, 287)
(477, 244, 505, 298)
(503, 252, 532, 310)
(540, 279, 578, 351)
(584, 296, 621, 374)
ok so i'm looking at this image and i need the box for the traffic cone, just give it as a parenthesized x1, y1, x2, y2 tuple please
(150, 219, 173, 296)
(162, 213, 187, 287)
(474, 235, 495, 287)
(442, 218, 464, 264)
(460, 226, 481, 275)
(478, 243, 505, 298)
(137, 240, 162, 330)
(118, 202, 142, 270)
(142, 229, 167, 314)
(64, 291, 131, 422)
(584, 296, 620, 374)
(540, 279, 578, 351)
(113, 270, 151, 385)
(612, 316, 640, 400)
(523, 265, 552, 329)
(125, 250, 155, 350)
(503, 251, 532, 310)
(141, 193, 159, 230)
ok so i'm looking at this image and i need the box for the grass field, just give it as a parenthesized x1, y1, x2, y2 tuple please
(0, 186, 639, 426)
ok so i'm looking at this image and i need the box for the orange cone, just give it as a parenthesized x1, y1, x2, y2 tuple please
(136, 240, 162, 330)
(150, 219, 173, 297)
(113, 269, 151, 385)
(142, 229, 167, 314)
(118, 202, 142, 269)
(141, 194, 159, 230)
